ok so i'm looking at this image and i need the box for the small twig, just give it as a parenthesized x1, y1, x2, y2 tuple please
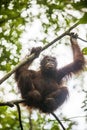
(51, 112, 66, 130)
(77, 36, 87, 42)
(16, 104, 24, 130)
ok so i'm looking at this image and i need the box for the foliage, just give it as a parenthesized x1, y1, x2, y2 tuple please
(0, 106, 77, 130)
(0, 0, 29, 71)
(0, 0, 87, 72)
(79, 13, 87, 24)
(0, 0, 87, 130)
(0, 106, 19, 130)
(82, 47, 87, 55)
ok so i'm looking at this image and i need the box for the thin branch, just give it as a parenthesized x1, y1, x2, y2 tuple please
(0, 99, 25, 107)
(16, 104, 24, 130)
(77, 36, 87, 42)
(0, 21, 79, 85)
(66, 115, 87, 120)
(29, 110, 33, 130)
(51, 112, 66, 130)
(0, 102, 14, 107)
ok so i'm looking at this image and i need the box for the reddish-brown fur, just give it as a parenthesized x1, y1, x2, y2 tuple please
(15, 34, 85, 113)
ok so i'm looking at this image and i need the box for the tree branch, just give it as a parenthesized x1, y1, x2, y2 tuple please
(0, 99, 25, 107)
(0, 21, 79, 85)
(51, 112, 66, 130)
(16, 104, 24, 130)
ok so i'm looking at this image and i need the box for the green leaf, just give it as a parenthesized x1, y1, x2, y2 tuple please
(79, 13, 87, 24)
(51, 121, 60, 130)
(82, 47, 87, 55)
